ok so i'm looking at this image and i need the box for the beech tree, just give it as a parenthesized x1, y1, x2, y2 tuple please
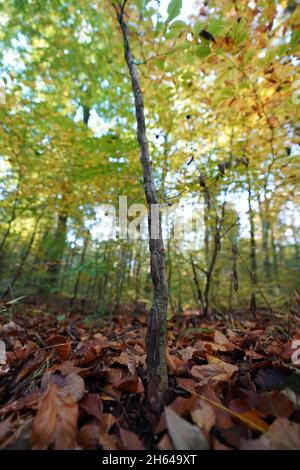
(113, 0, 168, 412)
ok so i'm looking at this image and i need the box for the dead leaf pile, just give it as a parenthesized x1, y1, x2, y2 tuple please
(0, 307, 300, 450)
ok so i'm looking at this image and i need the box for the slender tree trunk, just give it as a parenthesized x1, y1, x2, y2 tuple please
(115, 2, 168, 412)
(2, 215, 40, 298)
(97, 242, 111, 311)
(70, 234, 89, 309)
(258, 195, 271, 281)
(203, 243, 218, 317)
(0, 173, 21, 261)
(271, 227, 279, 286)
(113, 244, 127, 314)
(203, 213, 222, 317)
(48, 214, 68, 290)
(204, 205, 210, 269)
(293, 228, 300, 264)
(247, 174, 257, 318)
(190, 257, 204, 310)
(167, 239, 176, 316)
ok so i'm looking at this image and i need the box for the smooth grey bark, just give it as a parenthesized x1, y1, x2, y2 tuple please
(114, 1, 168, 412)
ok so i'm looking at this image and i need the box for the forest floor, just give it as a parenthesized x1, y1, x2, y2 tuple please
(1, 299, 300, 450)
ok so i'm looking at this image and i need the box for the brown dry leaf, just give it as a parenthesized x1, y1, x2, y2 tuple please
(178, 346, 197, 362)
(32, 381, 79, 450)
(165, 407, 209, 450)
(211, 436, 232, 450)
(112, 351, 137, 375)
(78, 423, 100, 450)
(157, 432, 175, 450)
(7, 340, 39, 364)
(98, 413, 118, 450)
(155, 396, 198, 434)
(166, 350, 179, 372)
(246, 391, 295, 419)
(118, 427, 145, 450)
(176, 377, 199, 393)
(245, 349, 266, 360)
(0, 415, 13, 447)
(74, 339, 106, 365)
(0, 389, 40, 415)
(41, 370, 85, 402)
(0, 417, 32, 450)
(116, 374, 144, 394)
(32, 370, 85, 449)
(214, 330, 238, 351)
(99, 433, 119, 450)
(100, 413, 117, 433)
(191, 356, 239, 389)
(241, 418, 300, 450)
(200, 385, 234, 429)
(79, 393, 103, 420)
(219, 423, 252, 449)
(11, 349, 47, 387)
(191, 399, 216, 435)
(105, 366, 124, 386)
(46, 335, 71, 361)
(229, 399, 269, 431)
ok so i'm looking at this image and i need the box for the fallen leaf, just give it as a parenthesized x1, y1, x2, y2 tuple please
(78, 423, 100, 450)
(165, 407, 209, 450)
(157, 433, 175, 450)
(11, 349, 47, 387)
(112, 351, 137, 375)
(241, 418, 300, 450)
(46, 335, 71, 361)
(42, 370, 85, 402)
(118, 427, 145, 450)
(191, 356, 239, 389)
(116, 375, 144, 393)
(229, 398, 269, 431)
(79, 393, 103, 420)
(32, 381, 79, 450)
(254, 367, 289, 391)
(178, 346, 197, 361)
(0, 389, 40, 415)
(191, 400, 216, 435)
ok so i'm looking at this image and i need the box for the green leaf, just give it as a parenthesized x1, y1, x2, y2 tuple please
(6, 295, 27, 305)
(208, 16, 225, 36)
(291, 29, 300, 48)
(196, 44, 211, 59)
(168, 20, 187, 37)
(167, 0, 182, 23)
(194, 20, 205, 38)
(134, 0, 145, 11)
(56, 314, 66, 322)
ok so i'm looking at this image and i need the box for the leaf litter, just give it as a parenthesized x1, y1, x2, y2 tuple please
(0, 305, 300, 450)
